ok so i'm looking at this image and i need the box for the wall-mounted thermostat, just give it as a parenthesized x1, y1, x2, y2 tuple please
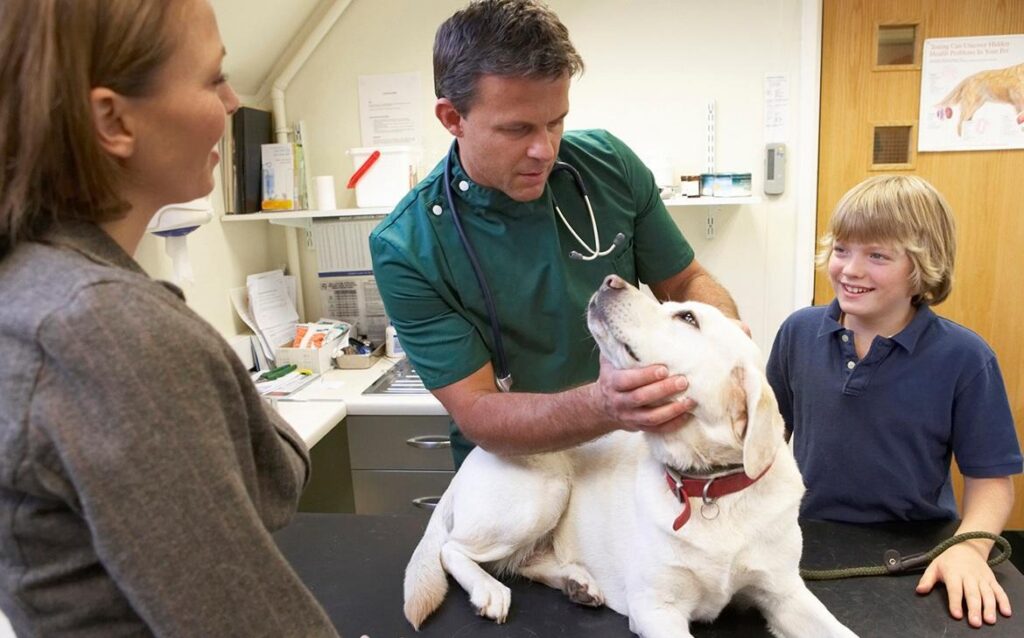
(764, 143, 785, 195)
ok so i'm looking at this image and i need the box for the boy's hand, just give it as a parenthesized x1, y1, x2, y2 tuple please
(916, 542, 1012, 627)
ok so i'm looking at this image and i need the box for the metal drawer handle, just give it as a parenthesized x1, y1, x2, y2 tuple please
(412, 496, 441, 510)
(406, 435, 451, 449)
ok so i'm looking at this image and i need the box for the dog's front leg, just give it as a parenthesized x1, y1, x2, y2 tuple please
(626, 594, 697, 638)
(755, 576, 858, 638)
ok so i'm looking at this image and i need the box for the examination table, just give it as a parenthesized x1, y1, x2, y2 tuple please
(274, 513, 1024, 637)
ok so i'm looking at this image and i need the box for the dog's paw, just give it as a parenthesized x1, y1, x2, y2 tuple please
(565, 577, 604, 606)
(470, 580, 511, 623)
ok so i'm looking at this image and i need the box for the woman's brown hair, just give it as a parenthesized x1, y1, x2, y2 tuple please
(0, 0, 175, 257)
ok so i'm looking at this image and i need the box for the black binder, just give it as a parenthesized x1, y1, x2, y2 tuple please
(231, 107, 273, 213)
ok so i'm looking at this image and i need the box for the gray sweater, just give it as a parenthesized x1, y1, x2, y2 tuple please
(0, 222, 338, 637)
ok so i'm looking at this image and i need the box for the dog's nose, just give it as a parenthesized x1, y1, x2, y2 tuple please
(603, 274, 626, 290)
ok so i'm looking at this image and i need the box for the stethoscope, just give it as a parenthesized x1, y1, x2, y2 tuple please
(441, 140, 625, 392)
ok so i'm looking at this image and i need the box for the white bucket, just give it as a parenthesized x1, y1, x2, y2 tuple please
(346, 146, 420, 208)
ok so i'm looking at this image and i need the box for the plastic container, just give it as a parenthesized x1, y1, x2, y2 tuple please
(385, 325, 405, 358)
(346, 146, 420, 208)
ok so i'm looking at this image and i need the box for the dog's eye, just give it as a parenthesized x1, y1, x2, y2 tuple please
(675, 310, 700, 329)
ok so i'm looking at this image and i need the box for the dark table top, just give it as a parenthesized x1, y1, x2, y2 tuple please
(274, 513, 1024, 637)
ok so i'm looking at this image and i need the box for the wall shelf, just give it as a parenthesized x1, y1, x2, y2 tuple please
(220, 197, 762, 229)
(221, 208, 389, 229)
(662, 196, 761, 207)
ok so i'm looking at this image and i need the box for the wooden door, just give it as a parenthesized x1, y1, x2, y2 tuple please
(818, 0, 1024, 527)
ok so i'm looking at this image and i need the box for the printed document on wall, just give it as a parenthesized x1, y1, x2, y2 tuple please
(358, 72, 422, 147)
(319, 272, 387, 345)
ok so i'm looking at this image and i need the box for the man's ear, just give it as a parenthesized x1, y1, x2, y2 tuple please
(89, 87, 135, 159)
(435, 98, 464, 137)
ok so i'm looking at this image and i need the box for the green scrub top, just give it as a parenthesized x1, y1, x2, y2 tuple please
(370, 129, 694, 467)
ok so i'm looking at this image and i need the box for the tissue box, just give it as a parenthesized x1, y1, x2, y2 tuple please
(274, 335, 342, 374)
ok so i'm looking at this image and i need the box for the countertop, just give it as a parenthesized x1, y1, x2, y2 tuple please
(272, 357, 445, 448)
(275, 513, 1024, 638)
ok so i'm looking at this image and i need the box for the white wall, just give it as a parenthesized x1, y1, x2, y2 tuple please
(134, 157, 290, 337)
(279, 0, 813, 354)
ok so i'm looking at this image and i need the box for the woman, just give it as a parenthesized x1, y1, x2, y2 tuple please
(0, 1, 338, 635)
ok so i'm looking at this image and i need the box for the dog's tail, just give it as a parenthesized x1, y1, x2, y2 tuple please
(403, 487, 454, 630)
(937, 76, 969, 108)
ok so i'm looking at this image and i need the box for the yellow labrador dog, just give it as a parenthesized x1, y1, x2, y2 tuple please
(404, 276, 856, 638)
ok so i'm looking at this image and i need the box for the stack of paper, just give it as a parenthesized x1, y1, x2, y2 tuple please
(230, 269, 298, 362)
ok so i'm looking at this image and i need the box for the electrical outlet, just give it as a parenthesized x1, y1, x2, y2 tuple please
(304, 230, 314, 250)
(706, 208, 716, 240)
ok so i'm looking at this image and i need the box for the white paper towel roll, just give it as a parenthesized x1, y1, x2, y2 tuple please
(315, 175, 337, 211)
(164, 235, 194, 283)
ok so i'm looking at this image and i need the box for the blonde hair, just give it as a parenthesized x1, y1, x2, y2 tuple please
(0, 0, 175, 257)
(816, 175, 957, 305)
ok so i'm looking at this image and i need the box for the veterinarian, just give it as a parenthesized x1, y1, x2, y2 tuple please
(767, 175, 1022, 630)
(0, 1, 338, 635)
(371, 0, 741, 468)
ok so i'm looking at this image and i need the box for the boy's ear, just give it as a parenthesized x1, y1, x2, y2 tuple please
(89, 87, 135, 159)
(435, 98, 464, 137)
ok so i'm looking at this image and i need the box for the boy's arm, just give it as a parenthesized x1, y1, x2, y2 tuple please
(916, 476, 1015, 628)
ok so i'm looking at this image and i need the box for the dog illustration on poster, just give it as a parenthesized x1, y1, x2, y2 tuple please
(935, 62, 1024, 136)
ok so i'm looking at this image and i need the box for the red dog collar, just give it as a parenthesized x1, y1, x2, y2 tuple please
(664, 465, 771, 531)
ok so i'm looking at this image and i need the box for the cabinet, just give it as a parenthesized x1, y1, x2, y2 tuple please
(346, 414, 454, 516)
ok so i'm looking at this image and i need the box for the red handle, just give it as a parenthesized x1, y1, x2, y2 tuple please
(346, 150, 381, 189)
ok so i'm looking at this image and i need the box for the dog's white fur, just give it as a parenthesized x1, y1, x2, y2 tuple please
(403, 277, 857, 638)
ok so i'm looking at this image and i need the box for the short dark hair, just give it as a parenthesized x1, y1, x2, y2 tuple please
(434, 0, 584, 113)
(0, 0, 175, 257)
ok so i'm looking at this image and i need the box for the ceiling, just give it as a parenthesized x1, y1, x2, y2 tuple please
(211, 0, 325, 97)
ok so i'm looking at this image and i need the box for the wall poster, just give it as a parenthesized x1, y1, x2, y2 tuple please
(918, 34, 1024, 152)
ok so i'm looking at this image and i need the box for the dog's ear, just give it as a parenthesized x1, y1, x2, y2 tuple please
(730, 365, 784, 478)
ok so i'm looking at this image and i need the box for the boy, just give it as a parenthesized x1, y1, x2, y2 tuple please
(767, 175, 1022, 629)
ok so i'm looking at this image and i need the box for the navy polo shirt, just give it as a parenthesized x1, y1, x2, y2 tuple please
(767, 300, 1021, 524)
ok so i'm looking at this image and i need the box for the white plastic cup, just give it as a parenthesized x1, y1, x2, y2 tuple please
(315, 175, 337, 211)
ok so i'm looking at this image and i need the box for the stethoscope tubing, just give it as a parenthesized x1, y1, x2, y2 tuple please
(439, 140, 623, 393)
(443, 143, 514, 391)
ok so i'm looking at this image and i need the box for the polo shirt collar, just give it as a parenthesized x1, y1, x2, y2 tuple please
(817, 298, 934, 354)
(446, 143, 550, 217)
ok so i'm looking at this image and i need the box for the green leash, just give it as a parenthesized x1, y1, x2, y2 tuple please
(800, 531, 1013, 581)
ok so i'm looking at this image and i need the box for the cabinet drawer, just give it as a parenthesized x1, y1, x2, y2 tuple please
(352, 470, 454, 515)
(347, 415, 454, 470)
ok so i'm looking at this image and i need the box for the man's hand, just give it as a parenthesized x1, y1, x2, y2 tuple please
(916, 542, 1012, 627)
(592, 356, 694, 433)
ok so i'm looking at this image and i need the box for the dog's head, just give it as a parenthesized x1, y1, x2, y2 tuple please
(586, 275, 783, 478)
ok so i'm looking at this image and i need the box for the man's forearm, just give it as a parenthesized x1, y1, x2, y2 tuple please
(681, 270, 739, 319)
(454, 383, 618, 456)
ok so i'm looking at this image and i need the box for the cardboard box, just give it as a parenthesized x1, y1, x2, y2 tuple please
(261, 143, 308, 211)
(274, 335, 342, 374)
(334, 344, 385, 369)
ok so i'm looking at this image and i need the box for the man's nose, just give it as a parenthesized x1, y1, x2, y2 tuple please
(526, 131, 556, 162)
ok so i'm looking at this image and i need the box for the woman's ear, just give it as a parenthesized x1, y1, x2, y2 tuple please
(89, 87, 135, 159)
(435, 98, 464, 137)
